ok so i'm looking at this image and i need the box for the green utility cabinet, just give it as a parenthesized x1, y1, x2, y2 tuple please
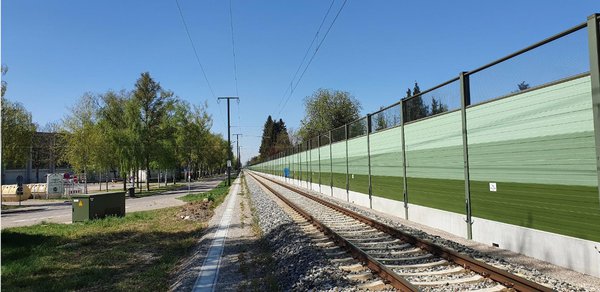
(72, 192, 126, 222)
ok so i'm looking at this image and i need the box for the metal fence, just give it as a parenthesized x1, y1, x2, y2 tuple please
(251, 14, 600, 242)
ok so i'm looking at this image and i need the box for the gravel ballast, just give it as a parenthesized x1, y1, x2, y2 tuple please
(245, 174, 362, 291)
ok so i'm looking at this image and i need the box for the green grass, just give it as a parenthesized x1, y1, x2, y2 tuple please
(131, 184, 183, 197)
(1, 209, 205, 291)
(179, 176, 234, 206)
(2, 179, 233, 291)
(265, 171, 600, 242)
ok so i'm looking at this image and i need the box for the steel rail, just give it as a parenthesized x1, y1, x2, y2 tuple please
(248, 172, 418, 291)
(253, 171, 553, 292)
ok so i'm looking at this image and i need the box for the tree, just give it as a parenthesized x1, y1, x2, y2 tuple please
(404, 82, 428, 122)
(1, 98, 36, 170)
(374, 107, 387, 131)
(98, 90, 134, 190)
(0, 65, 37, 171)
(430, 97, 448, 115)
(273, 119, 291, 153)
(132, 72, 175, 191)
(1, 65, 7, 98)
(62, 93, 102, 194)
(299, 88, 361, 141)
(517, 81, 530, 91)
(258, 116, 274, 159)
(287, 127, 301, 146)
(258, 116, 291, 160)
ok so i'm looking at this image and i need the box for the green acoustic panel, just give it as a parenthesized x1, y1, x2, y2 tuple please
(467, 75, 596, 186)
(404, 111, 464, 180)
(404, 110, 464, 207)
(347, 136, 369, 175)
(369, 127, 403, 176)
(331, 141, 348, 189)
(309, 148, 318, 183)
(370, 127, 404, 199)
(331, 141, 347, 174)
(347, 136, 369, 192)
(319, 145, 332, 186)
(466, 75, 599, 242)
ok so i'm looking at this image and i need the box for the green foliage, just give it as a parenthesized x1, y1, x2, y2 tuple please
(299, 88, 361, 141)
(133, 72, 177, 190)
(404, 82, 428, 122)
(57, 72, 230, 191)
(374, 107, 387, 131)
(1, 64, 7, 98)
(98, 90, 134, 180)
(1, 97, 37, 168)
(179, 178, 231, 204)
(258, 116, 291, 160)
(430, 96, 448, 115)
(61, 93, 104, 192)
(1, 66, 37, 169)
(405, 82, 449, 120)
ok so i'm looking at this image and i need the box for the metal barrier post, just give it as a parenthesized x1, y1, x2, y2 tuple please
(400, 100, 409, 219)
(588, 14, 600, 202)
(345, 124, 350, 202)
(460, 71, 473, 239)
(367, 114, 373, 209)
(330, 130, 334, 196)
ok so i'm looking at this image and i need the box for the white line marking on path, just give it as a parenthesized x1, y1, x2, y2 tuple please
(192, 178, 240, 292)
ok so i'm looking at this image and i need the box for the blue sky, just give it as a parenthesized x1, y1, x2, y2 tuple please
(2, 1, 598, 162)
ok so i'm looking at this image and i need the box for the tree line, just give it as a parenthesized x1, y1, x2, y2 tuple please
(2, 67, 231, 192)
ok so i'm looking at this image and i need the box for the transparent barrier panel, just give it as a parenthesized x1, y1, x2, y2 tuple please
(404, 110, 464, 214)
(470, 28, 589, 106)
(467, 74, 600, 241)
(370, 126, 403, 201)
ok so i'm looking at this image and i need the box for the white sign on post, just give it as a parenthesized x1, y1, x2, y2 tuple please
(47, 173, 65, 196)
(489, 182, 497, 192)
(227, 160, 232, 168)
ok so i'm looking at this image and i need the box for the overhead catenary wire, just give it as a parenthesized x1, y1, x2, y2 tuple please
(275, 0, 336, 112)
(277, 0, 349, 116)
(174, 0, 216, 99)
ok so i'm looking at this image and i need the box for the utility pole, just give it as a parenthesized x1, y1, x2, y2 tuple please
(233, 134, 242, 171)
(218, 97, 239, 186)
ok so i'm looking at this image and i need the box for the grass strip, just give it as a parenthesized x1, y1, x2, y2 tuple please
(1, 178, 232, 291)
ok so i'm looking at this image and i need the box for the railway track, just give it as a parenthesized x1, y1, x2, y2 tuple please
(247, 171, 554, 292)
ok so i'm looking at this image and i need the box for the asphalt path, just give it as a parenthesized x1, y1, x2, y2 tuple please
(1, 177, 224, 229)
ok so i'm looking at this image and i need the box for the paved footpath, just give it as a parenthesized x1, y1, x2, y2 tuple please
(1, 177, 224, 229)
(171, 176, 260, 292)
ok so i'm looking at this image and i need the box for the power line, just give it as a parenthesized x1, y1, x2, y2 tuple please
(174, 0, 216, 98)
(277, 0, 349, 116)
(275, 0, 336, 112)
(229, 0, 239, 97)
